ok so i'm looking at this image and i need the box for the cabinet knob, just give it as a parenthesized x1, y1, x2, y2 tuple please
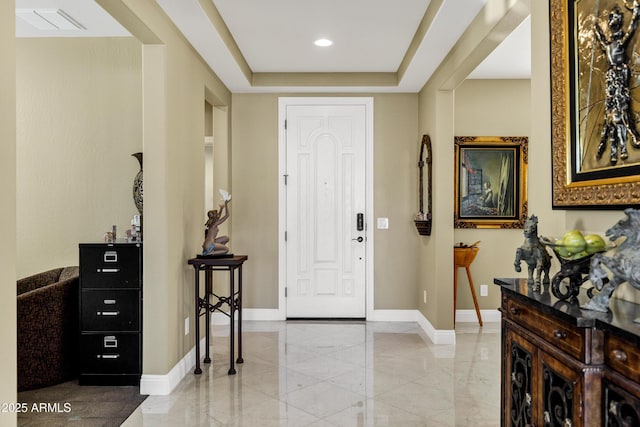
(610, 349, 628, 362)
(509, 307, 521, 316)
(553, 330, 567, 340)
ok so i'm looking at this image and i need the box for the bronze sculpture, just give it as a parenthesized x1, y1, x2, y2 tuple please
(202, 190, 231, 256)
(584, 208, 640, 315)
(514, 215, 551, 291)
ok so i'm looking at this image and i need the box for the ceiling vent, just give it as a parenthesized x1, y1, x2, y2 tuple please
(16, 9, 85, 31)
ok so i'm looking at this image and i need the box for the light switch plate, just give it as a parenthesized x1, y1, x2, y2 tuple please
(377, 217, 389, 229)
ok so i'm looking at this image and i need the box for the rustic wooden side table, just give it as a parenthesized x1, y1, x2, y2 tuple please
(454, 245, 483, 326)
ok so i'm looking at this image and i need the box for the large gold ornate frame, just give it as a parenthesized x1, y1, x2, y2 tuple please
(551, 0, 640, 208)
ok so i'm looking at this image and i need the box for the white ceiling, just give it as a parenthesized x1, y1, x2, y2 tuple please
(15, 0, 531, 93)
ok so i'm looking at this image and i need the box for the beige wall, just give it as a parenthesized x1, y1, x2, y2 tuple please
(104, 0, 232, 375)
(16, 38, 142, 278)
(231, 93, 420, 311)
(453, 79, 532, 311)
(417, 0, 533, 329)
(1, 0, 17, 424)
(14, 0, 233, 380)
(416, 0, 638, 330)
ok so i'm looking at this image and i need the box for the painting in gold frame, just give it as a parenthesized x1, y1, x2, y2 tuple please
(551, 0, 640, 208)
(454, 136, 528, 229)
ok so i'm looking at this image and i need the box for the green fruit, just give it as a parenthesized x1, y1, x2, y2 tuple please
(571, 250, 589, 260)
(561, 230, 586, 255)
(555, 244, 571, 258)
(584, 234, 606, 254)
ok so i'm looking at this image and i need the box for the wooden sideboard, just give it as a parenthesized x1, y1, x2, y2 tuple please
(495, 278, 640, 427)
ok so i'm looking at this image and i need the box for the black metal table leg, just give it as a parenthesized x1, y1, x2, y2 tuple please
(204, 269, 211, 364)
(237, 264, 244, 364)
(193, 267, 202, 375)
(188, 256, 247, 377)
(228, 267, 236, 375)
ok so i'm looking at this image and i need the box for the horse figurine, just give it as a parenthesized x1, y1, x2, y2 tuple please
(514, 215, 551, 291)
(583, 208, 640, 314)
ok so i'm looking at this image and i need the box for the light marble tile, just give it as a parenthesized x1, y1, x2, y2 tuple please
(123, 321, 501, 427)
(282, 380, 366, 419)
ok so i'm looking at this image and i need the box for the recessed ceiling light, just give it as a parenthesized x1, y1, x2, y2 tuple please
(314, 38, 333, 47)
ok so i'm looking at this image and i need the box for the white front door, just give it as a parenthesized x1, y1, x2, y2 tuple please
(283, 102, 368, 318)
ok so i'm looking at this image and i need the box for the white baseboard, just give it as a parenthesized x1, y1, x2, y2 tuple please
(456, 309, 501, 323)
(415, 311, 456, 345)
(366, 309, 420, 322)
(369, 309, 456, 346)
(211, 308, 284, 325)
(139, 336, 205, 396)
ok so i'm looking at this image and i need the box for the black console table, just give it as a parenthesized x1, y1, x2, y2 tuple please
(187, 255, 247, 375)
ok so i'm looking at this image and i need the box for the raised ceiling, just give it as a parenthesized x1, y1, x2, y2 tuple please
(16, 0, 531, 93)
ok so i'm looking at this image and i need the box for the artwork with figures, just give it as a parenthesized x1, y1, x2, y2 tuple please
(551, 0, 640, 207)
(459, 149, 513, 216)
(454, 136, 527, 229)
(575, 0, 640, 171)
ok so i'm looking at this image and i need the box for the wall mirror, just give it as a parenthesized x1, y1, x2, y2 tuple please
(415, 134, 432, 236)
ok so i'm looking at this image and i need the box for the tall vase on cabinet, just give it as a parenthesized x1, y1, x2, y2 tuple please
(132, 152, 143, 215)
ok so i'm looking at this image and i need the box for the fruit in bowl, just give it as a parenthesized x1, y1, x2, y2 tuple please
(542, 230, 611, 260)
(559, 230, 586, 254)
(584, 233, 606, 254)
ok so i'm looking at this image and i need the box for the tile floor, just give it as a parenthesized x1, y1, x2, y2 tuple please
(122, 320, 501, 426)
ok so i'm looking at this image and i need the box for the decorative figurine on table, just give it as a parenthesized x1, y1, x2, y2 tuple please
(583, 208, 640, 316)
(201, 189, 231, 257)
(514, 215, 551, 291)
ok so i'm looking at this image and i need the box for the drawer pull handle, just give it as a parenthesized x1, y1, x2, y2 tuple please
(97, 311, 120, 316)
(509, 307, 521, 315)
(553, 330, 567, 340)
(98, 268, 120, 273)
(104, 251, 118, 262)
(97, 354, 120, 359)
(611, 349, 628, 362)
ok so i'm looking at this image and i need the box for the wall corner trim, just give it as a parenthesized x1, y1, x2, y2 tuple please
(140, 337, 206, 396)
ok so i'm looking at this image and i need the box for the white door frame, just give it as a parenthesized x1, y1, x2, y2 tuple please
(278, 97, 374, 320)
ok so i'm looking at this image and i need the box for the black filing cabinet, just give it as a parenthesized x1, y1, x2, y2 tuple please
(79, 243, 142, 385)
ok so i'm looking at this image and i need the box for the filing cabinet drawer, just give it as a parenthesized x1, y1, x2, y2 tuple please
(80, 244, 141, 288)
(80, 333, 140, 374)
(81, 289, 140, 331)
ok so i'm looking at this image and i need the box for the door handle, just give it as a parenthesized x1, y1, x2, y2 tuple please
(352, 236, 364, 242)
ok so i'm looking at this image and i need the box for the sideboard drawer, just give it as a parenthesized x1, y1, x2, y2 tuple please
(605, 333, 640, 383)
(81, 289, 140, 331)
(503, 294, 585, 361)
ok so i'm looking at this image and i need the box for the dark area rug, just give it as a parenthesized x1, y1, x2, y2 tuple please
(17, 380, 147, 427)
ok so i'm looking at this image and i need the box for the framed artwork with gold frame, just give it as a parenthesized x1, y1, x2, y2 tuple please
(551, 0, 640, 208)
(454, 136, 528, 229)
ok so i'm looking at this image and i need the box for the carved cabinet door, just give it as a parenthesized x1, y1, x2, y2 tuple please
(603, 374, 640, 426)
(504, 326, 536, 427)
(538, 350, 586, 427)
